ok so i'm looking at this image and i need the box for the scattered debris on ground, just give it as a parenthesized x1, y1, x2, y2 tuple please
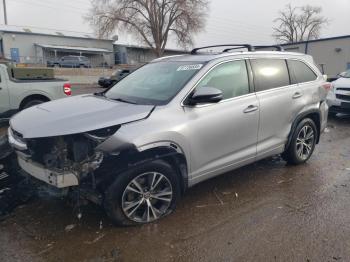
(84, 233, 106, 244)
(65, 224, 76, 232)
(0, 134, 35, 220)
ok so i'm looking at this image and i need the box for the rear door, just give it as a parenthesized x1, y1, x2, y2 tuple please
(184, 60, 259, 180)
(288, 59, 325, 127)
(251, 58, 305, 158)
(287, 59, 320, 98)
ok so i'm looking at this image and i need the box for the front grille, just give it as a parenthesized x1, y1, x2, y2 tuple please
(336, 94, 350, 101)
(336, 88, 350, 91)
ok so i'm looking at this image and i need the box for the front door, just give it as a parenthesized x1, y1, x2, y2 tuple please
(184, 60, 259, 183)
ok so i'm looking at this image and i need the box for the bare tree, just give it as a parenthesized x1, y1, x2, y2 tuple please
(273, 4, 329, 43)
(87, 0, 209, 57)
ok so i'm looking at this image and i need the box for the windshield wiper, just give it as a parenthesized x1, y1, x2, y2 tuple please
(94, 92, 105, 97)
(113, 98, 137, 104)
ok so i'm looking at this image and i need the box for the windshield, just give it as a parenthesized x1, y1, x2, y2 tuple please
(105, 61, 204, 105)
(339, 70, 350, 78)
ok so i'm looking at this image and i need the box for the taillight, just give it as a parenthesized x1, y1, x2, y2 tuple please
(322, 82, 332, 92)
(63, 83, 72, 96)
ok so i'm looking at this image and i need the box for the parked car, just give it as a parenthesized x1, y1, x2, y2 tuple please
(8, 45, 329, 226)
(47, 55, 91, 68)
(0, 63, 71, 120)
(98, 68, 136, 88)
(327, 69, 350, 114)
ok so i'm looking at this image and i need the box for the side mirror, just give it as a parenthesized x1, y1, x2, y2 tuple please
(187, 87, 223, 105)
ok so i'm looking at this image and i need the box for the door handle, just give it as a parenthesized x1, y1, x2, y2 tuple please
(292, 92, 303, 99)
(243, 105, 258, 113)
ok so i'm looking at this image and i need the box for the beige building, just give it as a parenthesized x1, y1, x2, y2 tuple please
(279, 35, 350, 79)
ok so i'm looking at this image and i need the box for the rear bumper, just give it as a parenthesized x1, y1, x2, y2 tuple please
(318, 100, 328, 135)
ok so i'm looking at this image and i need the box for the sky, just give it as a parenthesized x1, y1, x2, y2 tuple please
(3, 0, 350, 49)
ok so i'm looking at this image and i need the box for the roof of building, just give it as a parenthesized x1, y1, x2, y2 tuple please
(280, 35, 350, 46)
(114, 43, 187, 53)
(0, 25, 114, 42)
(35, 43, 112, 53)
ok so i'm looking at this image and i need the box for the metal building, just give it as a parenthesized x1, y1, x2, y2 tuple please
(0, 25, 115, 67)
(114, 44, 187, 65)
(278, 35, 350, 79)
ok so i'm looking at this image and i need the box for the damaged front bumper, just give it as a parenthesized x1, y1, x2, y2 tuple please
(8, 126, 106, 189)
(17, 155, 79, 188)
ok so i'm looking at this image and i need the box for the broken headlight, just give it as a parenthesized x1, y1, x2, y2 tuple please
(84, 125, 120, 143)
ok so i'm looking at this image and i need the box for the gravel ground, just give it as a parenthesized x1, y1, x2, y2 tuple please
(1, 94, 350, 261)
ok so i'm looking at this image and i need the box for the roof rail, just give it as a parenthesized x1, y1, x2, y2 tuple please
(191, 44, 254, 54)
(254, 45, 284, 51)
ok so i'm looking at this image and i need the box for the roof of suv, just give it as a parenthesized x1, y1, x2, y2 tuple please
(153, 51, 312, 63)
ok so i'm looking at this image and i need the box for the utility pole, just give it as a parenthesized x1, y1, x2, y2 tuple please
(3, 0, 7, 25)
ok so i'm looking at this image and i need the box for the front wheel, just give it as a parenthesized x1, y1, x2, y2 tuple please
(282, 118, 318, 165)
(104, 160, 181, 226)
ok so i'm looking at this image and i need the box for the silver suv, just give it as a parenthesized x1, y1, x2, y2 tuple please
(8, 45, 329, 225)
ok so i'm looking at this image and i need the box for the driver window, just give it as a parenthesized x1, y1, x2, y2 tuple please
(197, 60, 249, 100)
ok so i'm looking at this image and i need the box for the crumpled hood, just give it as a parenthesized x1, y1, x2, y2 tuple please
(10, 94, 154, 138)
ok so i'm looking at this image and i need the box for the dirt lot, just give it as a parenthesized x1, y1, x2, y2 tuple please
(1, 94, 350, 261)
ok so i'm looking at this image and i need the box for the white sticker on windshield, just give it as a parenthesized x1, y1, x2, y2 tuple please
(177, 64, 203, 71)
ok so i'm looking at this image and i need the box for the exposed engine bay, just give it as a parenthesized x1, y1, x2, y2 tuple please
(9, 125, 120, 189)
(26, 135, 103, 178)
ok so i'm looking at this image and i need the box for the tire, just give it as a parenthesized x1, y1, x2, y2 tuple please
(22, 99, 46, 110)
(104, 160, 181, 226)
(282, 118, 318, 165)
(328, 111, 337, 118)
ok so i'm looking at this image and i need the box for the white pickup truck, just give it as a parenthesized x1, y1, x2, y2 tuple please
(0, 63, 71, 120)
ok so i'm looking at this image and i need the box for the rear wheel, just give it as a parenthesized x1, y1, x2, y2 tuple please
(22, 99, 46, 110)
(283, 118, 317, 165)
(104, 160, 181, 226)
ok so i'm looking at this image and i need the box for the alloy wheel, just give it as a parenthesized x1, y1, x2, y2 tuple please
(122, 172, 173, 223)
(296, 125, 315, 160)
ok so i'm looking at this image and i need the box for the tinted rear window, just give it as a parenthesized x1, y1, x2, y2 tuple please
(288, 60, 317, 84)
(251, 59, 290, 91)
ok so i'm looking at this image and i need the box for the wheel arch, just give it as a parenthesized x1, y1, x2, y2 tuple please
(286, 109, 321, 149)
(98, 142, 189, 194)
(19, 94, 50, 110)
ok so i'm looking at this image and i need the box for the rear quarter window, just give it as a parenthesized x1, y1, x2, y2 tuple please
(287, 60, 318, 84)
(251, 59, 290, 92)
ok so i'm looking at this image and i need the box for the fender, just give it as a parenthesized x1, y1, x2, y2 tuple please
(97, 142, 189, 193)
(286, 109, 321, 149)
